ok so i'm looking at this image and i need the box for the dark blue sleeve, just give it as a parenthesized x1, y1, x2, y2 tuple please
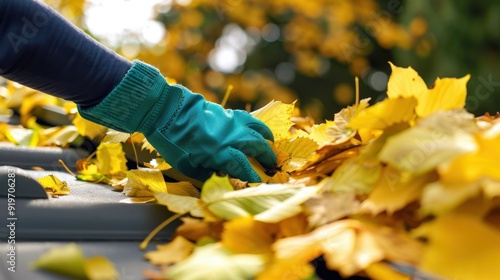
(0, 0, 132, 107)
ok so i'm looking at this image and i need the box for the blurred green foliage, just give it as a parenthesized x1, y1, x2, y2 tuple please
(395, 0, 500, 116)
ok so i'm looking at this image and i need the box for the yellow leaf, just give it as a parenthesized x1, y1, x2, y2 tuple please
(96, 142, 128, 176)
(37, 174, 70, 195)
(386, 62, 427, 99)
(72, 113, 107, 139)
(325, 157, 382, 194)
(379, 110, 477, 175)
(361, 167, 437, 215)
(123, 168, 166, 197)
(166, 243, 265, 280)
(439, 133, 500, 183)
(101, 130, 131, 143)
(251, 100, 295, 141)
(348, 97, 417, 130)
(222, 216, 278, 255)
(200, 175, 318, 223)
(175, 217, 223, 242)
(84, 256, 119, 280)
(31, 243, 86, 279)
(420, 179, 500, 215)
(155, 192, 204, 217)
(416, 75, 470, 117)
(273, 219, 422, 278)
(257, 262, 315, 280)
(414, 213, 500, 280)
(144, 236, 195, 266)
(303, 192, 360, 228)
(326, 98, 370, 145)
(308, 120, 335, 146)
(40, 125, 80, 147)
(364, 262, 410, 280)
(166, 181, 200, 197)
(275, 137, 318, 172)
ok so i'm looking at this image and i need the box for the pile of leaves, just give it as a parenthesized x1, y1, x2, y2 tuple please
(3, 62, 500, 280)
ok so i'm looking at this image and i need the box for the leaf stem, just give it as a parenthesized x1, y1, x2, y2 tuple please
(221, 84, 233, 108)
(58, 159, 76, 177)
(129, 133, 140, 169)
(140, 212, 184, 250)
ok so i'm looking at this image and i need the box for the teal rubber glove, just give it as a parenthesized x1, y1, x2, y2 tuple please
(78, 60, 276, 182)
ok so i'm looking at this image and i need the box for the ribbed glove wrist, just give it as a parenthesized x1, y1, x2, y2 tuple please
(78, 60, 168, 133)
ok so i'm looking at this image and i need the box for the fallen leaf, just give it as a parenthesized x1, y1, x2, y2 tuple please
(96, 142, 128, 176)
(37, 174, 70, 195)
(348, 97, 417, 130)
(123, 168, 166, 197)
(166, 243, 265, 280)
(200, 175, 318, 223)
(414, 213, 500, 280)
(304, 192, 360, 228)
(145, 236, 195, 266)
(222, 216, 279, 255)
(84, 256, 119, 280)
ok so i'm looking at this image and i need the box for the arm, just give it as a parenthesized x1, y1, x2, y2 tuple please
(0, 0, 276, 182)
(0, 0, 131, 106)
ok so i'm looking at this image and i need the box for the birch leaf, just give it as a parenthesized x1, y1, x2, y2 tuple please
(386, 62, 428, 99)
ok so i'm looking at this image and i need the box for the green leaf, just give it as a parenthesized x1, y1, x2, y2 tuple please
(166, 243, 265, 280)
(200, 175, 317, 223)
(31, 243, 87, 279)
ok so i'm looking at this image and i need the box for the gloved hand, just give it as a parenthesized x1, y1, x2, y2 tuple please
(78, 60, 276, 182)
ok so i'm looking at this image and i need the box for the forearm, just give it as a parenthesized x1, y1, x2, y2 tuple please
(0, 0, 131, 106)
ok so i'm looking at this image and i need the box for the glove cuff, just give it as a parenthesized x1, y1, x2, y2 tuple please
(77, 60, 166, 133)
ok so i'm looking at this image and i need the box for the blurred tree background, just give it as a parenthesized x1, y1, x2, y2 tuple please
(47, 0, 499, 122)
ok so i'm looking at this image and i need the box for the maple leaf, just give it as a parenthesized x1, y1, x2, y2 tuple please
(144, 236, 195, 266)
(250, 100, 296, 141)
(32, 243, 119, 280)
(37, 174, 70, 196)
(166, 243, 265, 280)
